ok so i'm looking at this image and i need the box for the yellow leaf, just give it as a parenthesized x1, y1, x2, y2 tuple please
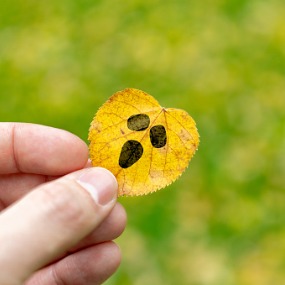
(88, 88, 199, 196)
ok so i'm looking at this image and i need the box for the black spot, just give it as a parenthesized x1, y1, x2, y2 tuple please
(127, 114, 150, 131)
(150, 125, 167, 148)
(119, 140, 143, 168)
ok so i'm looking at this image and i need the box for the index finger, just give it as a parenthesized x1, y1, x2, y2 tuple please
(0, 123, 89, 175)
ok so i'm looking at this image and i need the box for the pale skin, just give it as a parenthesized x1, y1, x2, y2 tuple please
(0, 123, 127, 285)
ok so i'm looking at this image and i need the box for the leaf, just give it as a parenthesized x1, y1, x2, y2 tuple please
(88, 88, 200, 196)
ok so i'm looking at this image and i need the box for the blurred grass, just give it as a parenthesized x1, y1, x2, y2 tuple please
(1, 0, 285, 284)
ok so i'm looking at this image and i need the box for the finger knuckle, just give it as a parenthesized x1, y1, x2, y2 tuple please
(41, 180, 90, 229)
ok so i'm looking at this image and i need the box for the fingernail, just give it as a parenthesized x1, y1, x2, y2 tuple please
(76, 168, 118, 206)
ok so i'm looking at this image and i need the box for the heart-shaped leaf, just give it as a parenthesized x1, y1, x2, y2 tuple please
(88, 88, 199, 196)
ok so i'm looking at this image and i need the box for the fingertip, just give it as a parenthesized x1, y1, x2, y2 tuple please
(67, 202, 127, 253)
(48, 128, 89, 174)
(106, 241, 122, 273)
(15, 124, 89, 175)
(76, 167, 118, 207)
(91, 241, 122, 283)
(113, 202, 128, 236)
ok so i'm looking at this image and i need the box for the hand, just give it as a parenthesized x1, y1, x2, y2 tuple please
(0, 123, 127, 285)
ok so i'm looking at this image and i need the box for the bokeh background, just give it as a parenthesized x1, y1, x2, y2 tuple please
(1, 1, 285, 284)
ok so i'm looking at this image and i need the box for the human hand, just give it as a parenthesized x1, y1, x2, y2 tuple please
(0, 123, 127, 285)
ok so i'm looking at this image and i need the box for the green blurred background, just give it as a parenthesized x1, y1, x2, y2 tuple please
(1, 0, 285, 284)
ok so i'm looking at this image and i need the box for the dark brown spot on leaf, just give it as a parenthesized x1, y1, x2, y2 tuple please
(127, 114, 150, 131)
(119, 140, 143, 168)
(150, 125, 167, 148)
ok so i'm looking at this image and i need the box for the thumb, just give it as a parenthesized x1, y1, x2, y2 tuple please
(0, 167, 118, 285)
